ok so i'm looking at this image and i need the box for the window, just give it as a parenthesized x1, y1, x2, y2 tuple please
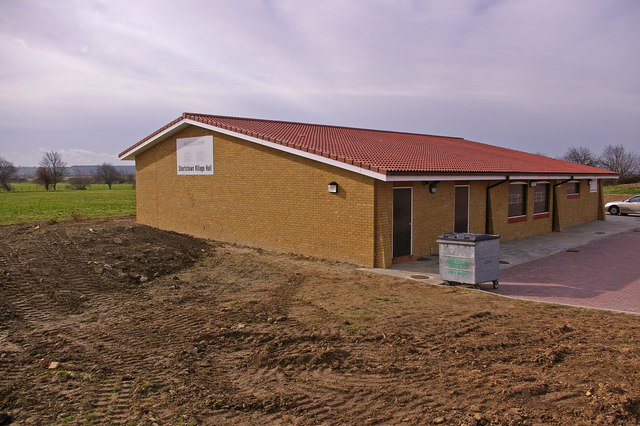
(508, 183, 527, 217)
(567, 181, 580, 196)
(534, 183, 549, 214)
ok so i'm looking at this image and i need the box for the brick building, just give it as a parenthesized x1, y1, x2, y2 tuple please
(119, 113, 617, 268)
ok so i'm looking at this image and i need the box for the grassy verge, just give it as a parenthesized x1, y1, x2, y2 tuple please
(0, 185, 135, 225)
(602, 183, 640, 195)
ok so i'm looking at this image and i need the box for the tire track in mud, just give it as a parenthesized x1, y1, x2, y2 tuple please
(0, 227, 109, 325)
(230, 337, 438, 424)
(86, 376, 136, 423)
(207, 308, 518, 423)
(0, 352, 28, 401)
(0, 234, 60, 324)
(0, 219, 213, 423)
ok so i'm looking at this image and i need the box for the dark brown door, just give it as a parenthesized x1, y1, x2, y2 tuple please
(393, 188, 412, 258)
(454, 186, 469, 233)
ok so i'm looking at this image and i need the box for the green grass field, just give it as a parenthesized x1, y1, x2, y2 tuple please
(602, 183, 640, 195)
(0, 184, 135, 225)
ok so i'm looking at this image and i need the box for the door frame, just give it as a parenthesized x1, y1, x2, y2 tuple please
(454, 185, 470, 233)
(392, 186, 413, 260)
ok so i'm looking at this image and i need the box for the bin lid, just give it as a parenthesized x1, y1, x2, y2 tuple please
(437, 232, 500, 242)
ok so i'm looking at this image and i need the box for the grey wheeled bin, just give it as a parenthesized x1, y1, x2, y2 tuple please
(437, 233, 500, 289)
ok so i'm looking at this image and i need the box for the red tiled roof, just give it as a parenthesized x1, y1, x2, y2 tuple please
(119, 112, 617, 177)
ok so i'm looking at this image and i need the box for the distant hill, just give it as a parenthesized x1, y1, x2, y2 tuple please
(16, 165, 135, 178)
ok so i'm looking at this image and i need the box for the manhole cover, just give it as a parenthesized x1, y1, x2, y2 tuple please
(595, 232, 606, 234)
(410, 274, 430, 279)
(567, 249, 580, 252)
(499, 260, 510, 264)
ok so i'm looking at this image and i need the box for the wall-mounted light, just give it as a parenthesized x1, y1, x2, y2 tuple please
(429, 181, 439, 194)
(588, 179, 593, 186)
(530, 181, 537, 187)
(328, 182, 338, 193)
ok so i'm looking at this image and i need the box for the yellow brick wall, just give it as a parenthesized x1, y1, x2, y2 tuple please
(555, 179, 600, 229)
(374, 181, 393, 268)
(374, 180, 487, 267)
(135, 126, 376, 266)
(488, 179, 599, 241)
(413, 181, 455, 256)
(467, 182, 488, 234)
(488, 181, 552, 241)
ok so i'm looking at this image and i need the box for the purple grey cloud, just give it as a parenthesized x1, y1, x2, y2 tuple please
(1, 0, 638, 165)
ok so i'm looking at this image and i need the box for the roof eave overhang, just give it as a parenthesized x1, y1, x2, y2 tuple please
(119, 119, 191, 160)
(385, 173, 619, 181)
(119, 118, 620, 182)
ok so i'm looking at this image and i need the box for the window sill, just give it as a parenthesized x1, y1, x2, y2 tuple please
(508, 215, 527, 223)
(533, 212, 550, 219)
(567, 194, 580, 199)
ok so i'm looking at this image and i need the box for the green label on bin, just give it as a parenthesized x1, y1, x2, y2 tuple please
(447, 257, 469, 277)
(448, 257, 468, 270)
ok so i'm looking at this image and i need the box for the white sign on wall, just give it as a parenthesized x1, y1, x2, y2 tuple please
(590, 179, 598, 193)
(176, 136, 213, 175)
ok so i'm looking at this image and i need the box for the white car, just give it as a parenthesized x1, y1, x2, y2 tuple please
(605, 195, 640, 215)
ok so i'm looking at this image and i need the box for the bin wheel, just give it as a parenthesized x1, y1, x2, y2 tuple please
(492, 280, 499, 289)
(443, 281, 451, 286)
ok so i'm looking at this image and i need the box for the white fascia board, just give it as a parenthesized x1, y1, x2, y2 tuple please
(512, 174, 616, 180)
(119, 120, 191, 160)
(385, 175, 508, 182)
(388, 174, 618, 182)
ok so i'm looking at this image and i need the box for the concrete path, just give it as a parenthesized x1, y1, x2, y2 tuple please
(362, 214, 640, 313)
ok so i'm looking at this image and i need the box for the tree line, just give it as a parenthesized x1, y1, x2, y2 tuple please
(0, 151, 130, 192)
(2, 145, 638, 192)
(561, 144, 640, 183)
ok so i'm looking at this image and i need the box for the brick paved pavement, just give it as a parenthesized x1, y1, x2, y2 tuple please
(495, 229, 640, 314)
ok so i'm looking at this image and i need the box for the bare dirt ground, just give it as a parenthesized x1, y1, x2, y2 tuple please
(1, 218, 640, 425)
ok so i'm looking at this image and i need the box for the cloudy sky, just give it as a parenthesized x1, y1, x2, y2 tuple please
(1, 0, 639, 166)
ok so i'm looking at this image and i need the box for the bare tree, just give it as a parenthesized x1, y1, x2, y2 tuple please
(562, 146, 599, 167)
(0, 157, 17, 191)
(69, 169, 90, 190)
(599, 145, 640, 182)
(95, 163, 120, 189)
(39, 151, 67, 190)
(35, 167, 53, 191)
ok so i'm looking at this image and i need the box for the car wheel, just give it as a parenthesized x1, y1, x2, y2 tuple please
(609, 206, 620, 215)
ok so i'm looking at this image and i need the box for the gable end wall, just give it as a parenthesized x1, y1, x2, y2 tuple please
(135, 125, 376, 266)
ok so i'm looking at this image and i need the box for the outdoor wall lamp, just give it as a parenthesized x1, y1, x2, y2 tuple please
(530, 181, 537, 187)
(328, 182, 338, 193)
(429, 181, 439, 194)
